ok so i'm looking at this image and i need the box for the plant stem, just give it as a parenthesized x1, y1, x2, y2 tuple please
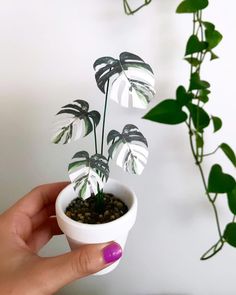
(188, 124, 223, 242)
(93, 121, 98, 154)
(101, 79, 110, 155)
(123, 0, 152, 15)
(203, 146, 220, 157)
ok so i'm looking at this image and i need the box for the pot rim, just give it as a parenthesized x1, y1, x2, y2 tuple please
(56, 178, 137, 229)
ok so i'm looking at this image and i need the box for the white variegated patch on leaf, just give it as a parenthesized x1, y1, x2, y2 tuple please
(107, 124, 148, 175)
(52, 100, 100, 144)
(68, 151, 109, 200)
(94, 52, 156, 109)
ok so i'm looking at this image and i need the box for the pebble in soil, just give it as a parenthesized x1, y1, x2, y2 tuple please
(65, 193, 129, 224)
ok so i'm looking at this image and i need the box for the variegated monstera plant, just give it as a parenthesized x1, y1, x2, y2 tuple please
(52, 52, 155, 204)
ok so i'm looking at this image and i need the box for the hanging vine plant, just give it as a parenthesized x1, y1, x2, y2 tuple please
(124, 0, 236, 259)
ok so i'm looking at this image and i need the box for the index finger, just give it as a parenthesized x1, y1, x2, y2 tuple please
(10, 182, 69, 218)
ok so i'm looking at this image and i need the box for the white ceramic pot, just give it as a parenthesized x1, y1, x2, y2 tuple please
(55, 178, 138, 275)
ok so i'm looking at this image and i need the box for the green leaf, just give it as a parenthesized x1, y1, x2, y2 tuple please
(220, 143, 236, 167)
(205, 28, 223, 50)
(176, 85, 193, 106)
(196, 133, 204, 148)
(185, 35, 208, 56)
(143, 99, 188, 125)
(208, 164, 235, 193)
(185, 57, 201, 67)
(210, 51, 219, 61)
(224, 223, 236, 247)
(196, 89, 210, 103)
(227, 185, 236, 215)
(176, 0, 208, 13)
(202, 21, 215, 31)
(211, 116, 222, 133)
(187, 103, 210, 131)
(189, 72, 210, 91)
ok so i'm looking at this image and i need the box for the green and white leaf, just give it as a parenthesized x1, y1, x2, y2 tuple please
(107, 124, 148, 175)
(94, 52, 155, 109)
(52, 100, 100, 144)
(68, 151, 109, 200)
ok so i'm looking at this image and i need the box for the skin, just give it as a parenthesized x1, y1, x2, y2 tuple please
(0, 182, 115, 295)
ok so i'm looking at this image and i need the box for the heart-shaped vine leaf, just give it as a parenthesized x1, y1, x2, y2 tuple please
(189, 72, 210, 91)
(187, 103, 210, 131)
(176, 85, 193, 106)
(107, 124, 148, 175)
(205, 28, 223, 50)
(227, 185, 236, 215)
(202, 22, 215, 31)
(143, 99, 188, 125)
(52, 100, 100, 144)
(224, 223, 236, 247)
(210, 51, 219, 61)
(200, 239, 224, 260)
(211, 116, 222, 133)
(94, 52, 155, 109)
(185, 57, 201, 67)
(197, 89, 210, 103)
(176, 0, 208, 13)
(185, 35, 208, 56)
(220, 143, 236, 167)
(208, 164, 235, 194)
(68, 151, 109, 200)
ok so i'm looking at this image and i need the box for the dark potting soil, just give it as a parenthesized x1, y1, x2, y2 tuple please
(65, 193, 128, 224)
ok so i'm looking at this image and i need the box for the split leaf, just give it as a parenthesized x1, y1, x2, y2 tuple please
(52, 100, 100, 144)
(107, 124, 148, 175)
(94, 52, 155, 109)
(68, 151, 109, 200)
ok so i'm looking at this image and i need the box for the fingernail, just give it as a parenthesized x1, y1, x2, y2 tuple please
(103, 242, 122, 264)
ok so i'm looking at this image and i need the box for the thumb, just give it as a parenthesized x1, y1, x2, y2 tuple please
(37, 242, 122, 293)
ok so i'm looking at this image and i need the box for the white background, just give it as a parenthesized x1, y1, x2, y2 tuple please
(0, 0, 235, 294)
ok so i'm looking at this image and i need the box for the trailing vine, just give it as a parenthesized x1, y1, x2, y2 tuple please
(123, 0, 152, 15)
(124, 0, 236, 259)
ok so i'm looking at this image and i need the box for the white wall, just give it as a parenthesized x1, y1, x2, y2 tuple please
(0, 0, 235, 294)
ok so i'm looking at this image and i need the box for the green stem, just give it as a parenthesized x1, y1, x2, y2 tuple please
(93, 122, 98, 154)
(101, 79, 110, 155)
(123, 0, 152, 15)
(188, 125, 223, 241)
(203, 146, 220, 157)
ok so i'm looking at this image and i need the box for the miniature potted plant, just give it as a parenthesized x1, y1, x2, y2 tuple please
(53, 52, 156, 274)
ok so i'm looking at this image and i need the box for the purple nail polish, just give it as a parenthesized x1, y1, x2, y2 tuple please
(103, 243, 122, 264)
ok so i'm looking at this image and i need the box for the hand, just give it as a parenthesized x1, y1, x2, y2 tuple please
(0, 182, 122, 295)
